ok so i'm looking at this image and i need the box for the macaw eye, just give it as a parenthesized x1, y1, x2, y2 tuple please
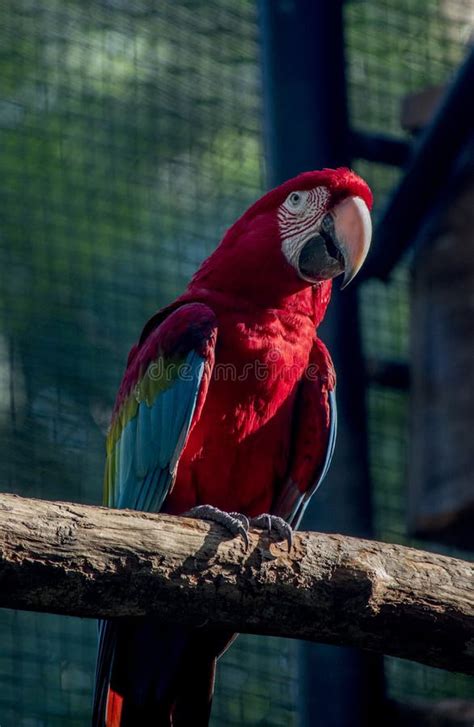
(285, 191, 307, 211)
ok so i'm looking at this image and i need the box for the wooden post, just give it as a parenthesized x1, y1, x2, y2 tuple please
(409, 165, 474, 548)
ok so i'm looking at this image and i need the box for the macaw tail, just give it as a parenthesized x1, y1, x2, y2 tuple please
(93, 618, 233, 727)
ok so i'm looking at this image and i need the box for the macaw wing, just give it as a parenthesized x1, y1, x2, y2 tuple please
(104, 303, 217, 512)
(272, 341, 337, 530)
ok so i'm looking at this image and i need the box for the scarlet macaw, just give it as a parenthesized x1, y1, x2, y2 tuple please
(93, 167, 372, 726)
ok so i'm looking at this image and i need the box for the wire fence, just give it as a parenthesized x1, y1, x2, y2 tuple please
(0, 0, 472, 724)
(347, 0, 474, 707)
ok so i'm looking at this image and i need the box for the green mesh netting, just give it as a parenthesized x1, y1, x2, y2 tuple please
(0, 1, 472, 724)
(346, 0, 474, 706)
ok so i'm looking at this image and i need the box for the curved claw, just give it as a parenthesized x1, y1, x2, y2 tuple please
(184, 505, 250, 549)
(249, 514, 293, 551)
(229, 512, 250, 530)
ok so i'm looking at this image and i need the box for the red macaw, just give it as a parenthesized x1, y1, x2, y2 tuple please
(93, 167, 372, 727)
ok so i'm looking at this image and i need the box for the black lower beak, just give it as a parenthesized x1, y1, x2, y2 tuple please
(298, 215, 345, 282)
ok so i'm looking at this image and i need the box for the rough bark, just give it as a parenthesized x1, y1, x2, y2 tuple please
(0, 493, 473, 675)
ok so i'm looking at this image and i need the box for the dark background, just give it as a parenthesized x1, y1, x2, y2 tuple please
(0, 1, 473, 725)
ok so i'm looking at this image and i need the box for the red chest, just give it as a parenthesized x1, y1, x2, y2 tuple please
(163, 308, 315, 515)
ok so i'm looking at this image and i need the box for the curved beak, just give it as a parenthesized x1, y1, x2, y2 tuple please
(332, 196, 372, 288)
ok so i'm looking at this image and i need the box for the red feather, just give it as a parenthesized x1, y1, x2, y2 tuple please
(94, 167, 371, 726)
(105, 688, 123, 727)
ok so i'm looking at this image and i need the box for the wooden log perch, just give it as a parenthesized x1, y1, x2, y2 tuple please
(0, 493, 473, 675)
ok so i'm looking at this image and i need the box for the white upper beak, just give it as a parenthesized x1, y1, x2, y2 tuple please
(332, 196, 372, 288)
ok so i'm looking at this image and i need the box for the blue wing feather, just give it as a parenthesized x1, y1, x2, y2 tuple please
(290, 389, 337, 529)
(105, 305, 217, 514)
(112, 349, 208, 512)
(273, 386, 337, 529)
(94, 303, 217, 726)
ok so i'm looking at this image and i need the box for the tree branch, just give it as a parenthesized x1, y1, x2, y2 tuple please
(0, 493, 473, 675)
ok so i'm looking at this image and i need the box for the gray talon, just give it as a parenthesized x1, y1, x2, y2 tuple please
(250, 514, 293, 551)
(184, 505, 250, 549)
(229, 512, 250, 530)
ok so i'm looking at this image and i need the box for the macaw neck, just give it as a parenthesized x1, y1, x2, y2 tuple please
(183, 280, 332, 329)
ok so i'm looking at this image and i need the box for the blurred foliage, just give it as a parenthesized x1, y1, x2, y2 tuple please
(0, 0, 473, 724)
(0, 2, 272, 725)
(0, 0, 263, 505)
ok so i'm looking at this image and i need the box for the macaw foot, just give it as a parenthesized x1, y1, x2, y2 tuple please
(184, 505, 250, 549)
(249, 514, 293, 551)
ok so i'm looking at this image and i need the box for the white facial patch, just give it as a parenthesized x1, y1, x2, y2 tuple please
(278, 186, 330, 270)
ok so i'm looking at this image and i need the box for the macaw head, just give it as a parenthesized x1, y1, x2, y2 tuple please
(190, 167, 372, 311)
